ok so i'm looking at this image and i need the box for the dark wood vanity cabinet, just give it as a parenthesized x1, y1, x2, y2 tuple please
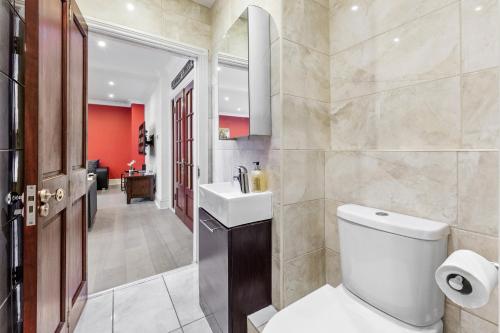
(199, 208, 272, 333)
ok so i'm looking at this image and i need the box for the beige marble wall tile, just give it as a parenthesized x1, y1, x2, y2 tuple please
(462, 68, 500, 149)
(444, 303, 461, 333)
(329, 0, 455, 54)
(163, 0, 211, 24)
(283, 95, 330, 150)
(78, 0, 164, 36)
(325, 152, 458, 224)
(271, 39, 281, 97)
(266, 149, 281, 203)
(458, 152, 499, 236)
(272, 257, 282, 309)
(325, 199, 342, 252)
(283, 200, 325, 261)
(465, 287, 499, 324)
(331, 4, 460, 101)
(325, 248, 342, 287)
(331, 77, 461, 150)
(164, 14, 212, 50)
(283, 150, 325, 205)
(449, 228, 498, 262)
(272, 204, 281, 258)
(284, 249, 325, 306)
(461, 0, 499, 73)
(282, 40, 330, 103)
(283, 0, 329, 54)
(271, 94, 281, 150)
(460, 310, 498, 333)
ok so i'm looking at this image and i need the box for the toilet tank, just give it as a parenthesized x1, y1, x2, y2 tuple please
(337, 204, 449, 327)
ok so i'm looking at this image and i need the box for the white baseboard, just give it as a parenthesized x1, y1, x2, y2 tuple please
(109, 178, 121, 186)
(155, 199, 170, 209)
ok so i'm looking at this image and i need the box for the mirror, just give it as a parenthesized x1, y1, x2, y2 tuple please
(218, 6, 272, 140)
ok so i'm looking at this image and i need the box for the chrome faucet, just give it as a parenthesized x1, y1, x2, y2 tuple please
(233, 166, 250, 193)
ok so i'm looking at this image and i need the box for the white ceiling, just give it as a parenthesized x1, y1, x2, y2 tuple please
(191, 0, 216, 8)
(88, 32, 188, 105)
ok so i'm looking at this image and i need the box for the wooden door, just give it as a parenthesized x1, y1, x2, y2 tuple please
(24, 1, 88, 332)
(172, 81, 194, 231)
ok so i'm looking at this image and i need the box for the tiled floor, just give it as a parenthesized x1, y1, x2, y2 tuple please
(75, 264, 213, 333)
(88, 186, 193, 294)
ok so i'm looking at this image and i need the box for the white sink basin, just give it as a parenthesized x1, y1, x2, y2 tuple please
(199, 182, 273, 228)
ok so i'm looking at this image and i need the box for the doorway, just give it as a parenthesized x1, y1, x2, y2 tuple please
(85, 30, 203, 294)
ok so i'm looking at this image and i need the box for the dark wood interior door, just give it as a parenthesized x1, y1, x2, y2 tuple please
(172, 81, 194, 231)
(24, 1, 88, 332)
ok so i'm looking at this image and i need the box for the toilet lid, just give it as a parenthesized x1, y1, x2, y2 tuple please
(263, 285, 442, 333)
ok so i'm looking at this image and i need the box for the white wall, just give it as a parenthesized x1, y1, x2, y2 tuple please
(145, 60, 193, 210)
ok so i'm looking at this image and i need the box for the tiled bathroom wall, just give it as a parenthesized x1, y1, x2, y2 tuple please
(76, 0, 212, 49)
(327, 1, 499, 332)
(277, 0, 331, 308)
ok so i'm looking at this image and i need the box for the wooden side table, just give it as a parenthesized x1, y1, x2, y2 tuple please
(124, 173, 155, 204)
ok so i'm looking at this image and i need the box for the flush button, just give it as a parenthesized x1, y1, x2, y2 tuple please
(376, 212, 389, 216)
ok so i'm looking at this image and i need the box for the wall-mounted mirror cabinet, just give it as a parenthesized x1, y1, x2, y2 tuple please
(218, 6, 272, 140)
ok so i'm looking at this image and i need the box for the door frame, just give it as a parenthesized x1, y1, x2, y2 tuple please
(84, 17, 210, 264)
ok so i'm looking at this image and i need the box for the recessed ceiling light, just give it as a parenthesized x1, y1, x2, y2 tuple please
(237, 107, 241, 111)
(217, 66, 221, 71)
(224, 96, 229, 101)
(393, 37, 400, 43)
(351, 5, 359, 11)
(108, 94, 114, 98)
(474, 5, 483, 11)
(97, 40, 106, 48)
(108, 81, 115, 86)
(126, 3, 135, 11)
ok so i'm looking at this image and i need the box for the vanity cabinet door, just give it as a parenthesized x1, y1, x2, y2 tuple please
(199, 209, 229, 333)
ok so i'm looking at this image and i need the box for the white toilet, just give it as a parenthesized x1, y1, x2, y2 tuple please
(264, 204, 450, 333)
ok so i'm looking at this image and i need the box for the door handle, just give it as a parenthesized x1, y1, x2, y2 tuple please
(200, 219, 222, 233)
(39, 188, 64, 203)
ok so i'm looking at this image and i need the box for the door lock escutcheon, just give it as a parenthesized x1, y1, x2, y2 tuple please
(39, 203, 50, 217)
(39, 188, 65, 203)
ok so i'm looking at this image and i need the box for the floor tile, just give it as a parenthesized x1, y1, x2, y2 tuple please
(88, 187, 193, 294)
(182, 317, 213, 333)
(164, 265, 205, 326)
(113, 278, 180, 333)
(74, 293, 113, 333)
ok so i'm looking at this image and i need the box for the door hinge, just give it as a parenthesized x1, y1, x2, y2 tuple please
(197, 167, 200, 178)
(12, 266, 22, 285)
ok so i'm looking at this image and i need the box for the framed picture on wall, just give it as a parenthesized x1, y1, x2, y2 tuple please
(219, 128, 230, 140)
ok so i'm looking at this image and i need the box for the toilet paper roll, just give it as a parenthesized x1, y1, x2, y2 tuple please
(435, 250, 498, 309)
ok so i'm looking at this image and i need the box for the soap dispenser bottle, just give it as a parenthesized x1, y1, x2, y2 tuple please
(251, 161, 268, 192)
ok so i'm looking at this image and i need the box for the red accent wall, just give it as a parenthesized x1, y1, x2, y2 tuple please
(219, 115, 249, 138)
(88, 103, 145, 179)
(130, 103, 145, 168)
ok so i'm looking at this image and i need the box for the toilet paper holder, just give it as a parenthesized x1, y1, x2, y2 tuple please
(445, 261, 498, 294)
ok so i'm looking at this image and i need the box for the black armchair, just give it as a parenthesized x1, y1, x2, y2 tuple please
(95, 167, 109, 190)
(88, 159, 109, 190)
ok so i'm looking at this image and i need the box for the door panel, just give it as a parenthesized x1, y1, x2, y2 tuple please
(173, 82, 194, 231)
(68, 198, 83, 302)
(38, 215, 64, 333)
(23, 0, 88, 332)
(39, 0, 64, 176)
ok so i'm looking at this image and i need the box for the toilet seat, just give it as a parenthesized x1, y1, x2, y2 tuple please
(263, 285, 442, 333)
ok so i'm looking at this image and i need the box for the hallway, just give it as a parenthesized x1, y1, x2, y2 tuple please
(88, 187, 193, 294)
(76, 265, 213, 333)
